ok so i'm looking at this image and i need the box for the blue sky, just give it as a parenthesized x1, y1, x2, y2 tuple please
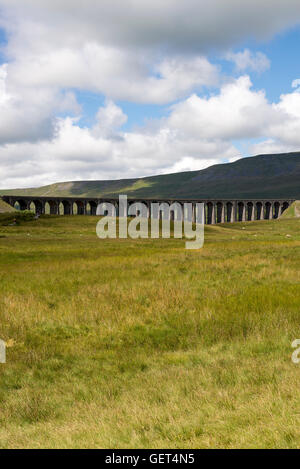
(239, 27, 300, 101)
(0, 1, 300, 188)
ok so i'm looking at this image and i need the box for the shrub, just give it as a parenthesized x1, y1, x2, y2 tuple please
(0, 210, 35, 226)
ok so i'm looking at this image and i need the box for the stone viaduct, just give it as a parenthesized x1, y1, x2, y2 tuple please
(1, 195, 294, 224)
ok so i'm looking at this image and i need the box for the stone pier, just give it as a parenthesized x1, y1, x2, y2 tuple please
(1, 195, 294, 225)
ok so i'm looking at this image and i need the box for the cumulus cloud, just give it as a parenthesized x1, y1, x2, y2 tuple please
(0, 98, 240, 188)
(167, 76, 300, 153)
(2, 0, 300, 52)
(0, 63, 80, 144)
(2, 76, 300, 188)
(5, 45, 219, 104)
(225, 49, 270, 73)
(0, 0, 299, 105)
(92, 100, 128, 138)
(167, 76, 282, 140)
(292, 78, 300, 89)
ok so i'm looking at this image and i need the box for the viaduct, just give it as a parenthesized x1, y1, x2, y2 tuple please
(1, 195, 294, 224)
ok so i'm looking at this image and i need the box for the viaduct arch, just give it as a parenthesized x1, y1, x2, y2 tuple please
(2, 195, 295, 225)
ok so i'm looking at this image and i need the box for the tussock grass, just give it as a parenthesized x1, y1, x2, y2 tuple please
(0, 216, 300, 448)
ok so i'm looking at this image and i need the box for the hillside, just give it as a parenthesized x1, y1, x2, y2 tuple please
(1, 151, 300, 199)
(0, 199, 16, 213)
(281, 200, 300, 218)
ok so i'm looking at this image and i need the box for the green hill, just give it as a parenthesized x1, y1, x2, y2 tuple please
(1, 151, 300, 199)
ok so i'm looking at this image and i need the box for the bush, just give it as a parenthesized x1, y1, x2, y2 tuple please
(0, 210, 35, 226)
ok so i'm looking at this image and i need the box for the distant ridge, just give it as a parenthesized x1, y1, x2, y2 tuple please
(1, 152, 300, 199)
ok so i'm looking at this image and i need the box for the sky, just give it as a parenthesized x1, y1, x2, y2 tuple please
(0, 1, 300, 189)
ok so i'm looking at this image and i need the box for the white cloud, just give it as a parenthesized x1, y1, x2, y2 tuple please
(2, 76, 300, 188)
(92, 100, 127, 138)
(292, 78, 300, 88)
(0, 0, 299, 107)
(225, 49, 270, 73)
(5, 45, 219, 104)
(249, 139, 297, 156)
(167, 76, 300, 154)
(0, 102, 240, 188)
(2, 0, 300, 52)
(0, 64, 10, 105)
(0, 63, 81, 144)
(167, 76, 281, 140)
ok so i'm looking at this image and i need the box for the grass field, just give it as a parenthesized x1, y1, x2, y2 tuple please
(0, 214, 300, 448)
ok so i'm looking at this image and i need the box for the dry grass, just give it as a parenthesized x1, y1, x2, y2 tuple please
(0, 215, 300, 448)
(0, 200, 16, 214)
(281, 200, 300, 219)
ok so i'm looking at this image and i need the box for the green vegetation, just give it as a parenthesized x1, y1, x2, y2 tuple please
(1, 151, 300, 199)
(0, 215, 300, 448)
(0, 211, 35, 226)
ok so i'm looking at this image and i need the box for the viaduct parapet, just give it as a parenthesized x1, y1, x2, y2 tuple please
(1, 195, 294, 225)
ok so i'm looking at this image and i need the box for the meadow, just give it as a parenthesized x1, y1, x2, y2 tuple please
(0, 214, 300, 448)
